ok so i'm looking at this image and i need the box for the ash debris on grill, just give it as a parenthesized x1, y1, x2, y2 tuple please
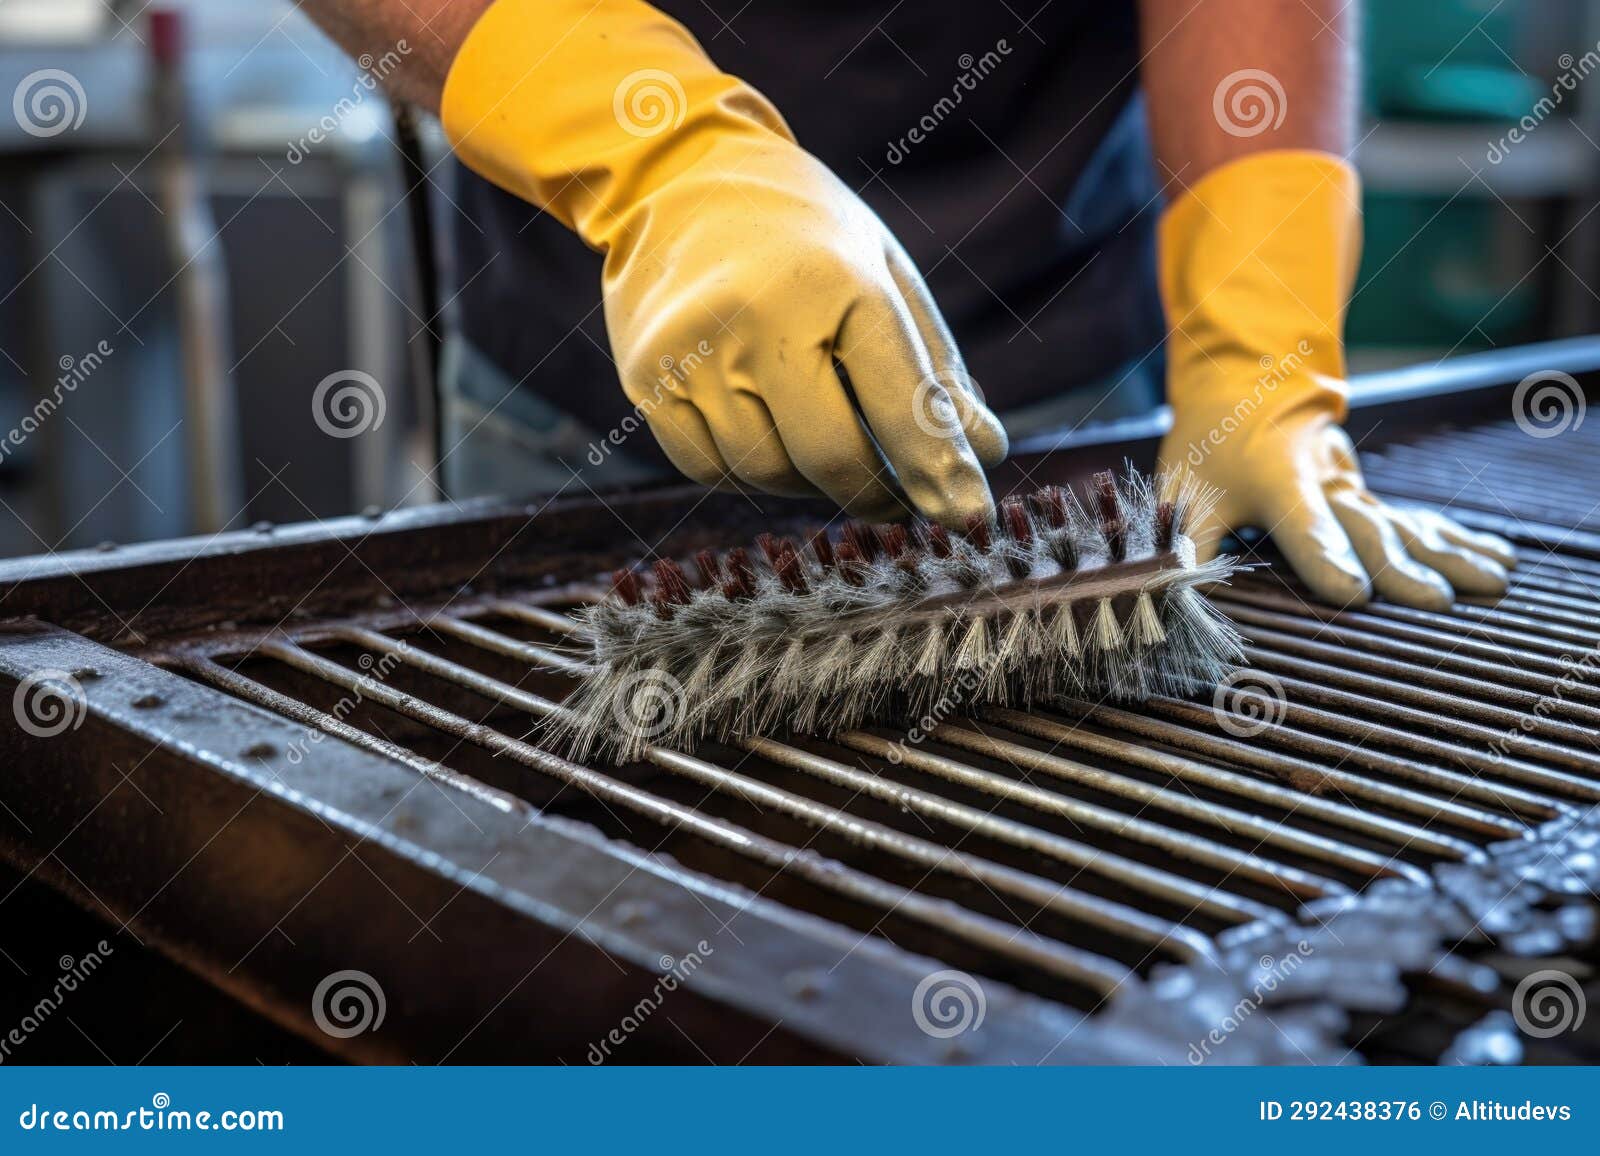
(1095, 811, 1600, 1065)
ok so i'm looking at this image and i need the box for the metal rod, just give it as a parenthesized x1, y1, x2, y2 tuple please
(426, 613, 591, 675)
(740, 735, 1284, 928)
(983, 707, 1477, 861)
(173, 653, 530, 817)
(829, 729, 1349, 900)
(319, 627, 1218, 964)
(253, 637, 1135, 995)
(923, 721, 1433, 887)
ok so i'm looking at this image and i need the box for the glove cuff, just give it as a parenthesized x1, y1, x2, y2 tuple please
(441, 0, 794, 249)
(1159, 149, 1362, 427)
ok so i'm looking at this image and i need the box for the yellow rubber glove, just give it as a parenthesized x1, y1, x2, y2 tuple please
(1156, 150, 1515, 608)
(441, 0, 1005, 524)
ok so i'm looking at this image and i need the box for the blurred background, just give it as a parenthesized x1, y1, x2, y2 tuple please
(1, 0, 1598, 559)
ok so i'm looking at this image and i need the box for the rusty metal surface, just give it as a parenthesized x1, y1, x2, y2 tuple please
(3, 338, 1600, 1064)
(0, 622, 1132, 1064)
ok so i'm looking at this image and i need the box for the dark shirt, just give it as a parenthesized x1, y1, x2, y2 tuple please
(448, 1, 1164, 444)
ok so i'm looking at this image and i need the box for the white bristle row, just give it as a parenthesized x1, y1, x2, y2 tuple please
(553, 468, 1241, 763)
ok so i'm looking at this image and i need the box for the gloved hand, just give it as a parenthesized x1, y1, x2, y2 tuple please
(441, 0, 1005, 524)
(1156, 150, 1514, 608)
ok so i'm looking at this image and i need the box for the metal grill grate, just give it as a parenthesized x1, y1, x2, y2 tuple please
(6, 347, 1600, 1063)
(112, 414, 1600, 1061)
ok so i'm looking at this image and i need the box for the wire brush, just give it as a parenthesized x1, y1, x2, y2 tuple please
(552, 467, 1243, 763)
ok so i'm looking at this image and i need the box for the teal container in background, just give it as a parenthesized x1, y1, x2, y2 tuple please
(1352, 0, 1552, 353)
(1363, 0, 1543, 120)
(1347, 193, 1538, 351)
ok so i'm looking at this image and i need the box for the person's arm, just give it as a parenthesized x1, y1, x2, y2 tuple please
(1140, 0, 1513, 608)
(300, 0, 1004, 526)
(1141, 0, 1353, 178)
(300, 0, 492, 110)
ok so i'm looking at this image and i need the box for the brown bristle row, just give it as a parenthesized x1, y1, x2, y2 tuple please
(772, 541, 808, 594)
(606, 472, 1210, 623)
(878, 523, 910, 559)
(1102, 518, 1127, 562)
(611, 567, 643, 606)
(1154, 500, 1176, 552)
(962, 513, 992, 552)
(721, 547, 756, 601)
(1092, 471, 1128, 560)
(651, 558, 693, 613)
(833, 538, 867, 585)
(843, 520, 882, 563)
(1000, 497, 1033, 549)
(694, 548, 723, 589)
(808, 527, 835, 570)
(920, 522, 953, 559)
(1091, 471, 1122, 524)
(755, 532, 784, 569)
(1031, 486, 1070, 529)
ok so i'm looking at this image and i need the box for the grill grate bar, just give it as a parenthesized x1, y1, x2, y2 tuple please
(740, 736, 1284, 928)
(1331, 598, 1594, 659)
(1221, 586, 1588, 679)
(320, 626, 1221, 964)
(921, 720, 1426, 888)
(1248, 643, 1600, 787)
(427, 613, 591, 674)
(173, 652, 533, 816)
(1520, 558, 1600, 588)
(1244, 666, 1600, 802)
(1473, 589, 1600, 631)
(997, 704, 1493, 854)
(1370, 453, 1587, 523)
(136, 430, 1600, 1044)
(829, 728, 1349, 901)
(1504, 563, 1600, 598)
(1364, 422, 1600, 530)
(486, 599, 594, 637)
(1214, 599, 1600, 709)
(425, 614, 1376, 901)
(1234, 621, 1600, 733)
(249, 635, 1137, 995)
(1138, 696, 1543, 832)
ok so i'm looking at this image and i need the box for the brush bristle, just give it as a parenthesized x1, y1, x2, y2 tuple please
(551, 467, 1243, 763)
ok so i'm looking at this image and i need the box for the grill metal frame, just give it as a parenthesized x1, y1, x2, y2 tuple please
(4, 339, 1600, 1064)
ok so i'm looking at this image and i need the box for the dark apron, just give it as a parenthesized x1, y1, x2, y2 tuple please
(445, 1, 1164, 467)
